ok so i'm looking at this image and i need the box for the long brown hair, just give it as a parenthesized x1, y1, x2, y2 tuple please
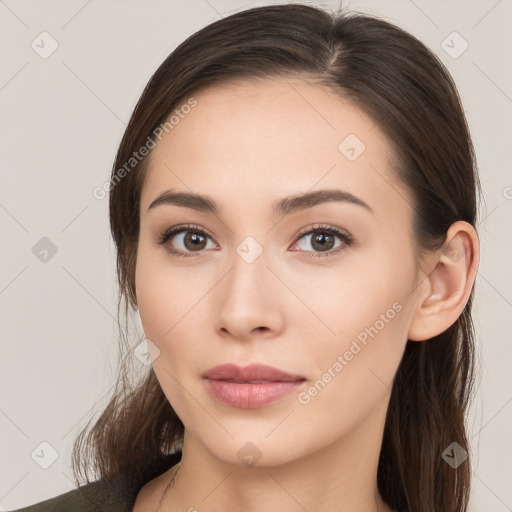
(72, 4, 483, 511)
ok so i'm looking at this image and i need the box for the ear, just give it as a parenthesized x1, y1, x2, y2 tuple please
(408, 220, 480, 342)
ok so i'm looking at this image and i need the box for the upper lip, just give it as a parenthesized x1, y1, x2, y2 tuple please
(202, 363, 305, 382)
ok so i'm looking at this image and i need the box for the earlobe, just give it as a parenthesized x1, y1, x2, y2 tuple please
(407, 221, 479, 342)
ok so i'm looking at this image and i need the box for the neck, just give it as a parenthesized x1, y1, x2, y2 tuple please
(159, 398, 395, 512)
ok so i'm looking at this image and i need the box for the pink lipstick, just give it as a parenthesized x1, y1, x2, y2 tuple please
(202, 363, 306, 408)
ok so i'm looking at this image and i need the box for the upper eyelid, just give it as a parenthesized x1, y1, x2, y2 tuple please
(294, 224, 350, 238)
(162, 223, 348, 236)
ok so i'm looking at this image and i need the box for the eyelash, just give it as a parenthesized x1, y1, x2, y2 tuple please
(155, 223, 355, 259)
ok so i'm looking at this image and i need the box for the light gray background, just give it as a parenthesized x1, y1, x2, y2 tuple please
(1, 0, 511, 510)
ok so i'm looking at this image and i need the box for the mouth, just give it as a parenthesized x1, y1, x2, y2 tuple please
(201, 363, 307, 408)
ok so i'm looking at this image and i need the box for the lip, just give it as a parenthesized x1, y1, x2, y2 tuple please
(201, 363, 305, 382)
(202, 363, 306, 409)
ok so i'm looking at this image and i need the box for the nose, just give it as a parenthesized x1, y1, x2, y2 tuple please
(214, 249, 285, 342)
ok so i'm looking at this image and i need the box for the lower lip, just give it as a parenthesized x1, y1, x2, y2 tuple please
(204, 378, 305, 408)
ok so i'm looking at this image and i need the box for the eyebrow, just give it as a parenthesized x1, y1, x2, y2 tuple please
(147, 188, 373, 217)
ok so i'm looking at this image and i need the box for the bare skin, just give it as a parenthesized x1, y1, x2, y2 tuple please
(132, 77, 479, 511)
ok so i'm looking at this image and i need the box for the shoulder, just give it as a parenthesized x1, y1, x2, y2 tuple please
(4, 476, 132, 512)
(5, 452, 183, 512)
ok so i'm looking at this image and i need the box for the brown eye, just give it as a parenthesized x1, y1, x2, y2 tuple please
(156, 224, 217, 258)
(291, 225, 354, 258)
(180, 231, 208, 251)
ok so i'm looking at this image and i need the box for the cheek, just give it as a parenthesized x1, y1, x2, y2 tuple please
(300, 260, 412, 402)
(294, 305, 408, 437)
(135, 239, 194, 336)
(304, 262, 408, 346)
(135, 248, 211, 381)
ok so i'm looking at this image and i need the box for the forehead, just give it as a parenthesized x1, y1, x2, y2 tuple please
(141, 78, 410, 221)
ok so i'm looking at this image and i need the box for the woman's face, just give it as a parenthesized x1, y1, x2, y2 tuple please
(135, 78, 424, 467)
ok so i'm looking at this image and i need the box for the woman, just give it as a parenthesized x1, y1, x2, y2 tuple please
(8, 3, 481, 511)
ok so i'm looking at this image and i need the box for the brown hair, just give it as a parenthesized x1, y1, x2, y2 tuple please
(72, 4, 483, 511)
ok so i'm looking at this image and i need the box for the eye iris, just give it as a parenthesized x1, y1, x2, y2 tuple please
(185, 232, 207, 251)
(311, 232, 334, 251)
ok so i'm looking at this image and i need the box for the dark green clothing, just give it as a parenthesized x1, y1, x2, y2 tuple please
(5, 451, 182, 512)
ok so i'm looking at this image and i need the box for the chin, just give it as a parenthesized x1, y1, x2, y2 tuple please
(195, 429, 315, 469)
